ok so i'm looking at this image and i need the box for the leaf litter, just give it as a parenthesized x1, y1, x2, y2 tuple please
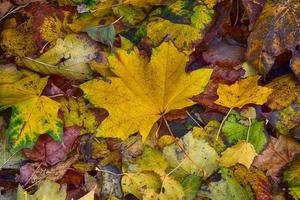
(0, 0, 299, 199)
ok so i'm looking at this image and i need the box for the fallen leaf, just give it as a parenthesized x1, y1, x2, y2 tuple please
(0, 72, 63, 151)
(202, 39, 246, 68)
(78, 186, 96, 200)
(254, 136, 300, 179)
(0, 64, 22, 84)
(84, 24, 116, 46)
(23, 126, 80, 166)
(199, 168, 253, 200)
(234, 165, 272, 200)
(112, 4, 146, 25)
(17, 179, 67, 200)
(182, 174, 202, 200)
(22, 34, 100, 80)
(246, 0, 300, 78)
(0, 1, 13, 18)
(265, 74, 298, 110)
(215, 75, 273, 108)
(80, 42, 212, 141)
(124, 0, 174, 6)
(99, 165, 123, 199)
(283, 156, 300, 200)
(146, 18, 202, 50)
(222, 110, 268, 153)
(219, 140, 257, 169)
(163, 131, 219, 177)
(159, 176, 185, 200)
(122, 172, 161, 199)
(241, 0, 266, 27)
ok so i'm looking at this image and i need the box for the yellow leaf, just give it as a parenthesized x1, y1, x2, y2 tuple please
(0, 73, 63, 151)
(215, 75, 273, 108)
(17, 179, 67, 200)
(0, 64, 22, 84)
(79, 187, 96, 200)
(147, 18, 202, 50)
(22, 34, 100, 80)
(219, 141, 257, 169)
(80, 42, 212, 141)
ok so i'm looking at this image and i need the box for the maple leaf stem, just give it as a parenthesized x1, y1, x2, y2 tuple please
(215, 107, 233, 141)
(162, 116, 205, 176)
(246, 117, 252, 142)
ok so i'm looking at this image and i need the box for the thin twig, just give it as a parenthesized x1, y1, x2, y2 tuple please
(0, 150, 20, 169)
(185, 111, 204, 130)
(0, 4, 29, 22)
(246, 117, 251, 142)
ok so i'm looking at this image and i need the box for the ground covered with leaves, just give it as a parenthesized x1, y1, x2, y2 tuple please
(0, 0, 299, 199)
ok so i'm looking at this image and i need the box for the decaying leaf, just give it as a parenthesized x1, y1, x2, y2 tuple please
(215, 75, 273, 108)
(246, 0, 300, 78)
(219, 141, 257, 169)
(0, 64, 22, 84)
(283, 156, 300, 199)
(146, 18, 202, 50)
(17, 179, 67, 200)
(163, 131, 219, 177)
(80, 42, 212, 141)
(0, 72, 63, 151)
(254, 136, 300, 179)
(22, 34, 100, 80)
(265, 74, 298, 110)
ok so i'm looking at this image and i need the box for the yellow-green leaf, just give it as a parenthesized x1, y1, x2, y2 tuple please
(219, 141, 257, 169)
(22, 34, 100, 80)
(0, 64, 22, 84)
(215, 75, 273, 108)
(0, 73, 63, 151)
(147, 18, 202, 50)
(17, 179, 67, 200)
(80, 42, 212, 141)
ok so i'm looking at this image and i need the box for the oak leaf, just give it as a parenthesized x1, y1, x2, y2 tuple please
(80, 42, 212, 141)
(0, 72, 63, 151)
(215, 75, 273, 108)
(219, 140, 257, 169)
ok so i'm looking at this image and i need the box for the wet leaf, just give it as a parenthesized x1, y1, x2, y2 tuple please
(219, 141, 257, 169)
(215, 75, 273, 108)
(80, 42, 212, 141)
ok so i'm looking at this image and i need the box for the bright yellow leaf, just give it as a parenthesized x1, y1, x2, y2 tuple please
(0, 73, 63, 151)
(80, 42, 212, 141)
(219, 140, 257, 169)
(147, 18, 202, 50)
(215, 75, 273, 108)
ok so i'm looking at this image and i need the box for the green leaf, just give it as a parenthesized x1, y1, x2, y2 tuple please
(283, 156, 300, 199)
(113, 5, 146, 25)
(84, 24, 116, 46)
(182, 174, 202, 200)
(222, 110, 268, 153)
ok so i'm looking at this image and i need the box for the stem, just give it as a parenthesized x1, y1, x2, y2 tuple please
(0, 150, 19, 169)
(246, 117, 251, 142)
(185, 111, 204, 130)
(216, 107, 233, 140)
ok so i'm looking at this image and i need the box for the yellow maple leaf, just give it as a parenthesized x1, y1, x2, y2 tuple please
(215, 75, 273, 108)
(0, 72, 63, 151)
(80, 42, 212, 141)
(219, 140, 257, 169)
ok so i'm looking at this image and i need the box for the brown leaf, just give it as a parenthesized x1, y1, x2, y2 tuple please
(202, 40, 246, 68)
(246, 0, 300, 77)
(0, 1, 13, 18)
(234, 165, 272, 200)
(23, 126, 80, 166)
(18, 154, 79, 185)
(242, 0, 266, 28)
(253, 136, 300, 180)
